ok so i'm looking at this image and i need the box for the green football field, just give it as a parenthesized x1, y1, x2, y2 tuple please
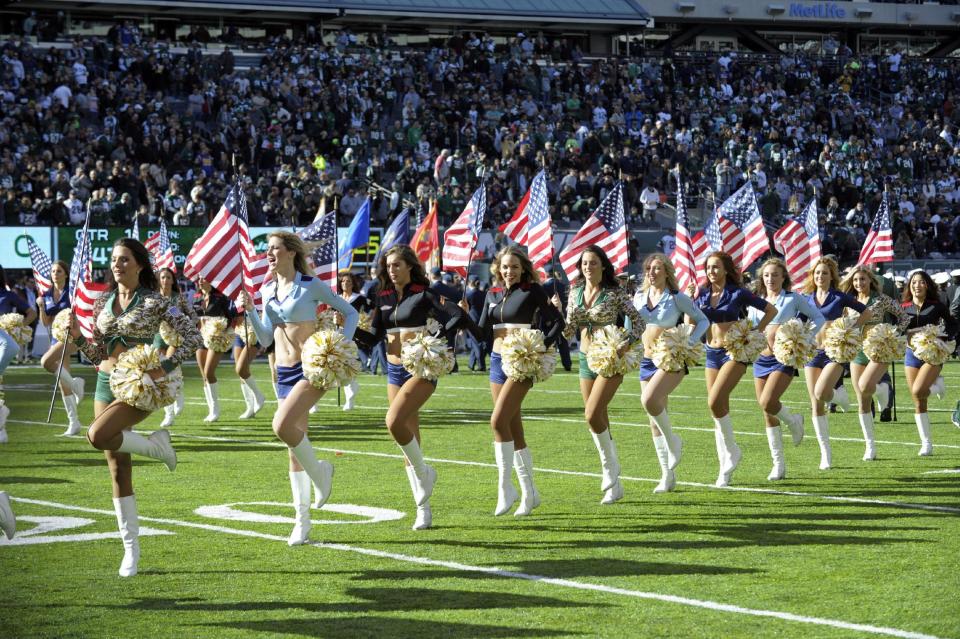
(1, 359, 958, 638)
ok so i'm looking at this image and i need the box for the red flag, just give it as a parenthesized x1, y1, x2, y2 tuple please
(858, 194, 894, 265)
(558, 182, 628, 282)
(773, 199, 821, 284)
(411, 200, 440, 271)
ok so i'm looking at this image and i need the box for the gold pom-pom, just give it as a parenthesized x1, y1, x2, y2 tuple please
(233, 320, 256, 345)
(315, 308, 338, 332)
(0, 313, 28, 347)
(773, 319, 818, 370)
(301, 329, 362, 391)
(401, 333, 454, 380)
(910, 324, 956, 367)
(51, 310, 72, 342)
(722, 319, 767, 363)
(863, 324, 906, 363)
(586, 326, 642, 377)
(109, 345, 182, 412)
(651, 324, 704, 372)
(357, 311, 372, 331)
(501, 328, 557, 383)
(159, 321, 183, 348)
(426, 317, 442, 336)
(201, 317, 233, 352)
(823, 317, 862, 364)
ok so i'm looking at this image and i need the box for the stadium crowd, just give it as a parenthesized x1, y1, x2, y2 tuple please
(1, 16, 960, 270)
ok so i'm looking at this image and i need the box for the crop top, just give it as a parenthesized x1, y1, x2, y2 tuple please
(806, 288, 866, 321)
(358, 282, 480, 344)
(748, 290, 826, 332)
(40, 287, 71, 317)
(901, 299, 958, 339)
(193, 291, 236, 320)
(632, 288, 709, 343)
(76, 287, 203, 373)
(562, 284, 645, 342)
(696, 284, 769, 323)
(248, 271, 358, 347)
(0, 290, 29, 315)
(851, 293, 909, 332)
(477, 282, 564, 347)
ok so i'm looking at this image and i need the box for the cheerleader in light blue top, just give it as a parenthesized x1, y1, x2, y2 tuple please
(748, 258, 826, 481)
(800, 257, 871, 470)
(632, 254, 708, 493)
(239, 231, 359, 547)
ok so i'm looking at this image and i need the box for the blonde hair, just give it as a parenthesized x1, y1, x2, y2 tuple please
(755, 257, 792, 297)
(491, 245, 538, 286)
(640, 253, 680, 293)
(268, 230, 312, 277)
(839, 265, 880, 297)
(800, 256, 840, 294)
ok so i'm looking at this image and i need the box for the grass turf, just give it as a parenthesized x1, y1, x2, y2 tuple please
(1, 359, 959, 638)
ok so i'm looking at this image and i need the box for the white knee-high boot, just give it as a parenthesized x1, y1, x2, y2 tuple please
(0, 490, 16, 539)
(159, 402, 176, 429)
(343, 379, 359, 411)
(776, 405, 804, 445)
(290, 437, 334, 508)
(59, 368, 85, 404)
(590, 429, 621, 492)
(288, 471, 312, 546)
(493, 441, 518, 516)
(714, 415, 741, 487)
(399, 439, 436, 506)
(203, 382, 220, 422)
(405, 466, 432, 530)
(766, 426, 785, 481)
(812, 414, 832, 469)
(915, 412, 933, 456)
(652, 435, 676, 493)
(650, 411, 682, 470)
(174, 387, 185, 416)
(62, 392, 82, 436)
(239, 377, 265, 419)
(116, 430, 176, 471)
(859, 412, 876, 461)
(513, 447, 540, 516)
(113, 495, 139, 577)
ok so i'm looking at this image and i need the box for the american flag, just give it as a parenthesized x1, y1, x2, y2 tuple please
(68, 224, 92, 308)
(858, 193, 894, 265)
(670, 180, 701, 292)
(773, 199, 821, 284)
(499, 170, 553, 271)
(183, 184, 269, 303)
(299, 210, 338, 289)
(558, 181, 628, 281)
(442, 184, 486, 276)
(131, 216, 140, 242)
(27, 236, 52, 296)
(715, 182, 769, 271)
(144, 219, 176, 273)
(75, 280, 108, 340)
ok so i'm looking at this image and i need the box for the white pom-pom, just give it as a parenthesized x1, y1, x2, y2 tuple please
(401, 333, 454, 380)
(773, 319, 818, 370)
(500, 328, 556, 383)
(0, 313, 28, 346)
(426, 317, 442, 336)
(910, 324, 956, 367)
(586, 326, 642, 377)
(109, 345, 182, 412)
(301, 329, 362, 391)
(201, 317, 233, 352)
(651, 325, 704, 372)
(862, 324, 906, 363)
(51, 310, 72, 343)
(722, 319, 767, 363)
(823, 317, 862, 364)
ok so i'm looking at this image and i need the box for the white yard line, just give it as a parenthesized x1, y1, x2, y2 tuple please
(6, 496, 946, 639)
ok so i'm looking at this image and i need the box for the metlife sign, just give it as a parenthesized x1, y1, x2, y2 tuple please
(788, 2, 846, 19)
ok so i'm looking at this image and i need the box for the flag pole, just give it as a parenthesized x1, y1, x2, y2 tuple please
(460, 184, 485, 302)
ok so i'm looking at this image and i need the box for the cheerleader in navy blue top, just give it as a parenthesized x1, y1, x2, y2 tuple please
(336, 271, 370, 412)
(192, 278, 237, 423)
(465, 246, 563, 517)
(692, 252, 775, 488)
(633, 254, 708, 493)
(801, 257, 871, 470)
(34, 260, 84, 436)
(748, 258, 826, 481)
(901, 270, 959, 456)
(0, 266, 30, 444)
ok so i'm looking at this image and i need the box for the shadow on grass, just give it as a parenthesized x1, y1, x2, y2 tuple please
(201, 616, 574, 638)
(0, 475, 72, 484)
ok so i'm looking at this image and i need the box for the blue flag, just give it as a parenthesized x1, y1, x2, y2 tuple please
(373, 208, 410, 266)
(337, 198, 371, 271)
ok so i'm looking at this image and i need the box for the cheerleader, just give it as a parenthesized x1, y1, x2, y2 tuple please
(336, 271, 370, 411)
(693, 252, 776, 487)
(239, 231, 358, 546)
(192, 277, 237, 423)
(749, 258, 825, 480)
(36, 261, 84, 436)
(468, 246, 563, 516)
(802, 257, 871, 469)
(901, 270, 958, 456)
(155, 268, 199, 428)
(232, 305, 266, 420)
(68, 238, 202, 577)
(0, 328, 18, 444)
(840, 266, 909, 461)
(634, 254, 708, 493)
(560, 245, 645, 504)
(0, 490, 14, 539)
(358, 246, 479, 530)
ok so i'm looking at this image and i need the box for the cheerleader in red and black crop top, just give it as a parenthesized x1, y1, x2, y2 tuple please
(464, 246, 563, 518)
(901, 270, 959, 456)
(358, 246, 481, 530)
(192, 277, 238, 423)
